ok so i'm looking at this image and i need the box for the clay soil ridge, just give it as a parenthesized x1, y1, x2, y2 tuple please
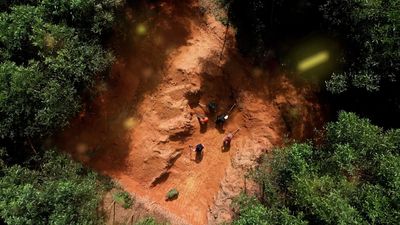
(56, 1, 325, 224)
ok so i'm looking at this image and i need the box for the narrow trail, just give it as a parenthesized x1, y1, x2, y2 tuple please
(56, 1, 325, 224)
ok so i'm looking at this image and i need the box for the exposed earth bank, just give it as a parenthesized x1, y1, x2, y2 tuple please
(56, 1, 324, 224)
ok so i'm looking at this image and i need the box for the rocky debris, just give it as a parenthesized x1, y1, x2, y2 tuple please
(208, 144, 267, 224)
(150, 170, 171, 187)
(185, 89, 202, 107)
(168, 127, 194, 142)
(150, 149, 182, 187)
(167, 149, 183, 168)
(207, 98, 277, 224)
(157, 115, 195, 142)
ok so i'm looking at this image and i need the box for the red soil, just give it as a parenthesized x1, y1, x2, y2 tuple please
(56, 1, 325, 224)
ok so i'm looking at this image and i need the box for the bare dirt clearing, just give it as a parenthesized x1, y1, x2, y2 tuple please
(56, 1, 324, 224)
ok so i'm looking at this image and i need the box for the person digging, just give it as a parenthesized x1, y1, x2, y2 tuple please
(196, 114, 209, 132)
(197, 114, 209, 124)
(222, 128, 240, 151)
(199, 101, 218, 114)
(215, 103, 236, 129)
(216, 114, 228, 127)
(207, 101, 218, 114)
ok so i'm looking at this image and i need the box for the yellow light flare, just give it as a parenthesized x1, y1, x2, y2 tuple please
(76, 143, 88, 154)
(96, 81, 108, 93)
(142, 67, 153, 78)
(252, 68, 263, 78)
(154, 35, 164, 46)
(297, 51, 330, 72)
(136, 24, 147, 35)
(44, 33, 56, 49)
(123, 117, 138, 130)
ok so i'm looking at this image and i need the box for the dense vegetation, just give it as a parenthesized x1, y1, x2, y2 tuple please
(0, 0, 123, 224)
(225, 3, 399, 221)
(0, 150, 108, 224)
(233, 112, 400, 224)
(226, 0, 323, 62)
(0, 0, 121, 152)
(322, 0, 399, 93)
(225, 0, 400, 127)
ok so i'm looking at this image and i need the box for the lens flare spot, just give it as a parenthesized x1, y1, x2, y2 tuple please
(154, 35, 164, 46)
(297, 51, 330, 72)
(123, 117, 137, 129)
(44, 33, 56, 49)
(96, 81, 108, 92)
(252, 68, 263, 77)
(136, 24, 147, 35)
(142, 67, 153, 78)
(76, 143, 88, 154)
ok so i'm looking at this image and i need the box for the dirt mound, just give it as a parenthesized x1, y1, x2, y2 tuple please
(55, 1, 325, 224)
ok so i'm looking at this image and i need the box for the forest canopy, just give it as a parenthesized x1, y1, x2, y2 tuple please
(233, 112, 400, 225)
(0, 150, 108, 225)
(0, 0, 122, 153)
(1, 1, 123, 224)
(224, 0, 400, 127)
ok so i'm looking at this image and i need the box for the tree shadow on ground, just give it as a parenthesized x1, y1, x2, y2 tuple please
(196, 39, 327, 142)
(55, 0, 194, 173)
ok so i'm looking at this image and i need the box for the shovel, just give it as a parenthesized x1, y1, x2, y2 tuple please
(224, 103, 237, 120)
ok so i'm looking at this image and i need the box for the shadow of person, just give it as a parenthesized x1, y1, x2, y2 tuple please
(216, 124, 225, 133)
(195, 151, 203, 163)
(200, 123, 208, 133)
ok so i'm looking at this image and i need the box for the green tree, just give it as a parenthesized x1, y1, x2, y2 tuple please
(235, 112, 400, 225)
(232, 193, 307, 225)
(40, 0, 122, 36)
(0, 1, 123, 224)
(0, 150, 105, 225)
(0, 0, 119, 154)
(322, 0, 400, 93)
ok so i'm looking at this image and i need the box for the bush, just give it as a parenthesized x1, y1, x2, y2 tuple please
(165, 188, 179, 201)
(113, 191, 134, 209)
(135, 217, 163, 225)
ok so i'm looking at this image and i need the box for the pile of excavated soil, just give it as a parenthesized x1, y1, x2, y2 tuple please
(56, 1, 325, 224)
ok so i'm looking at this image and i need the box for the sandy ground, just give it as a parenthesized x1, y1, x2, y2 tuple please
(55, 1, 325, 224)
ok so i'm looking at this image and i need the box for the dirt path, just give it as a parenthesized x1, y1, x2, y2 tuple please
(56, 1, 325, 224)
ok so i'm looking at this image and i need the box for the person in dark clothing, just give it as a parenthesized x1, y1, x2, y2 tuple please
(189, 144, 204, 154)
(207, 102, 218, 114)
(190, 144, 204, 162)
(215, 114, 228, 126)
(195, 144, 204, 153)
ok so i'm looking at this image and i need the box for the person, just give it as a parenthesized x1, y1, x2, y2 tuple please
(207, 102, 218, 114)
(196, 114, 209, 125)
(194, 143, 204, 154)
(222, 128, 240, 150)
(223, 133, 233, 147)
(189, 144, 204, 153)
(215, 114, 227, 126)
(190, 144, 204, 161)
